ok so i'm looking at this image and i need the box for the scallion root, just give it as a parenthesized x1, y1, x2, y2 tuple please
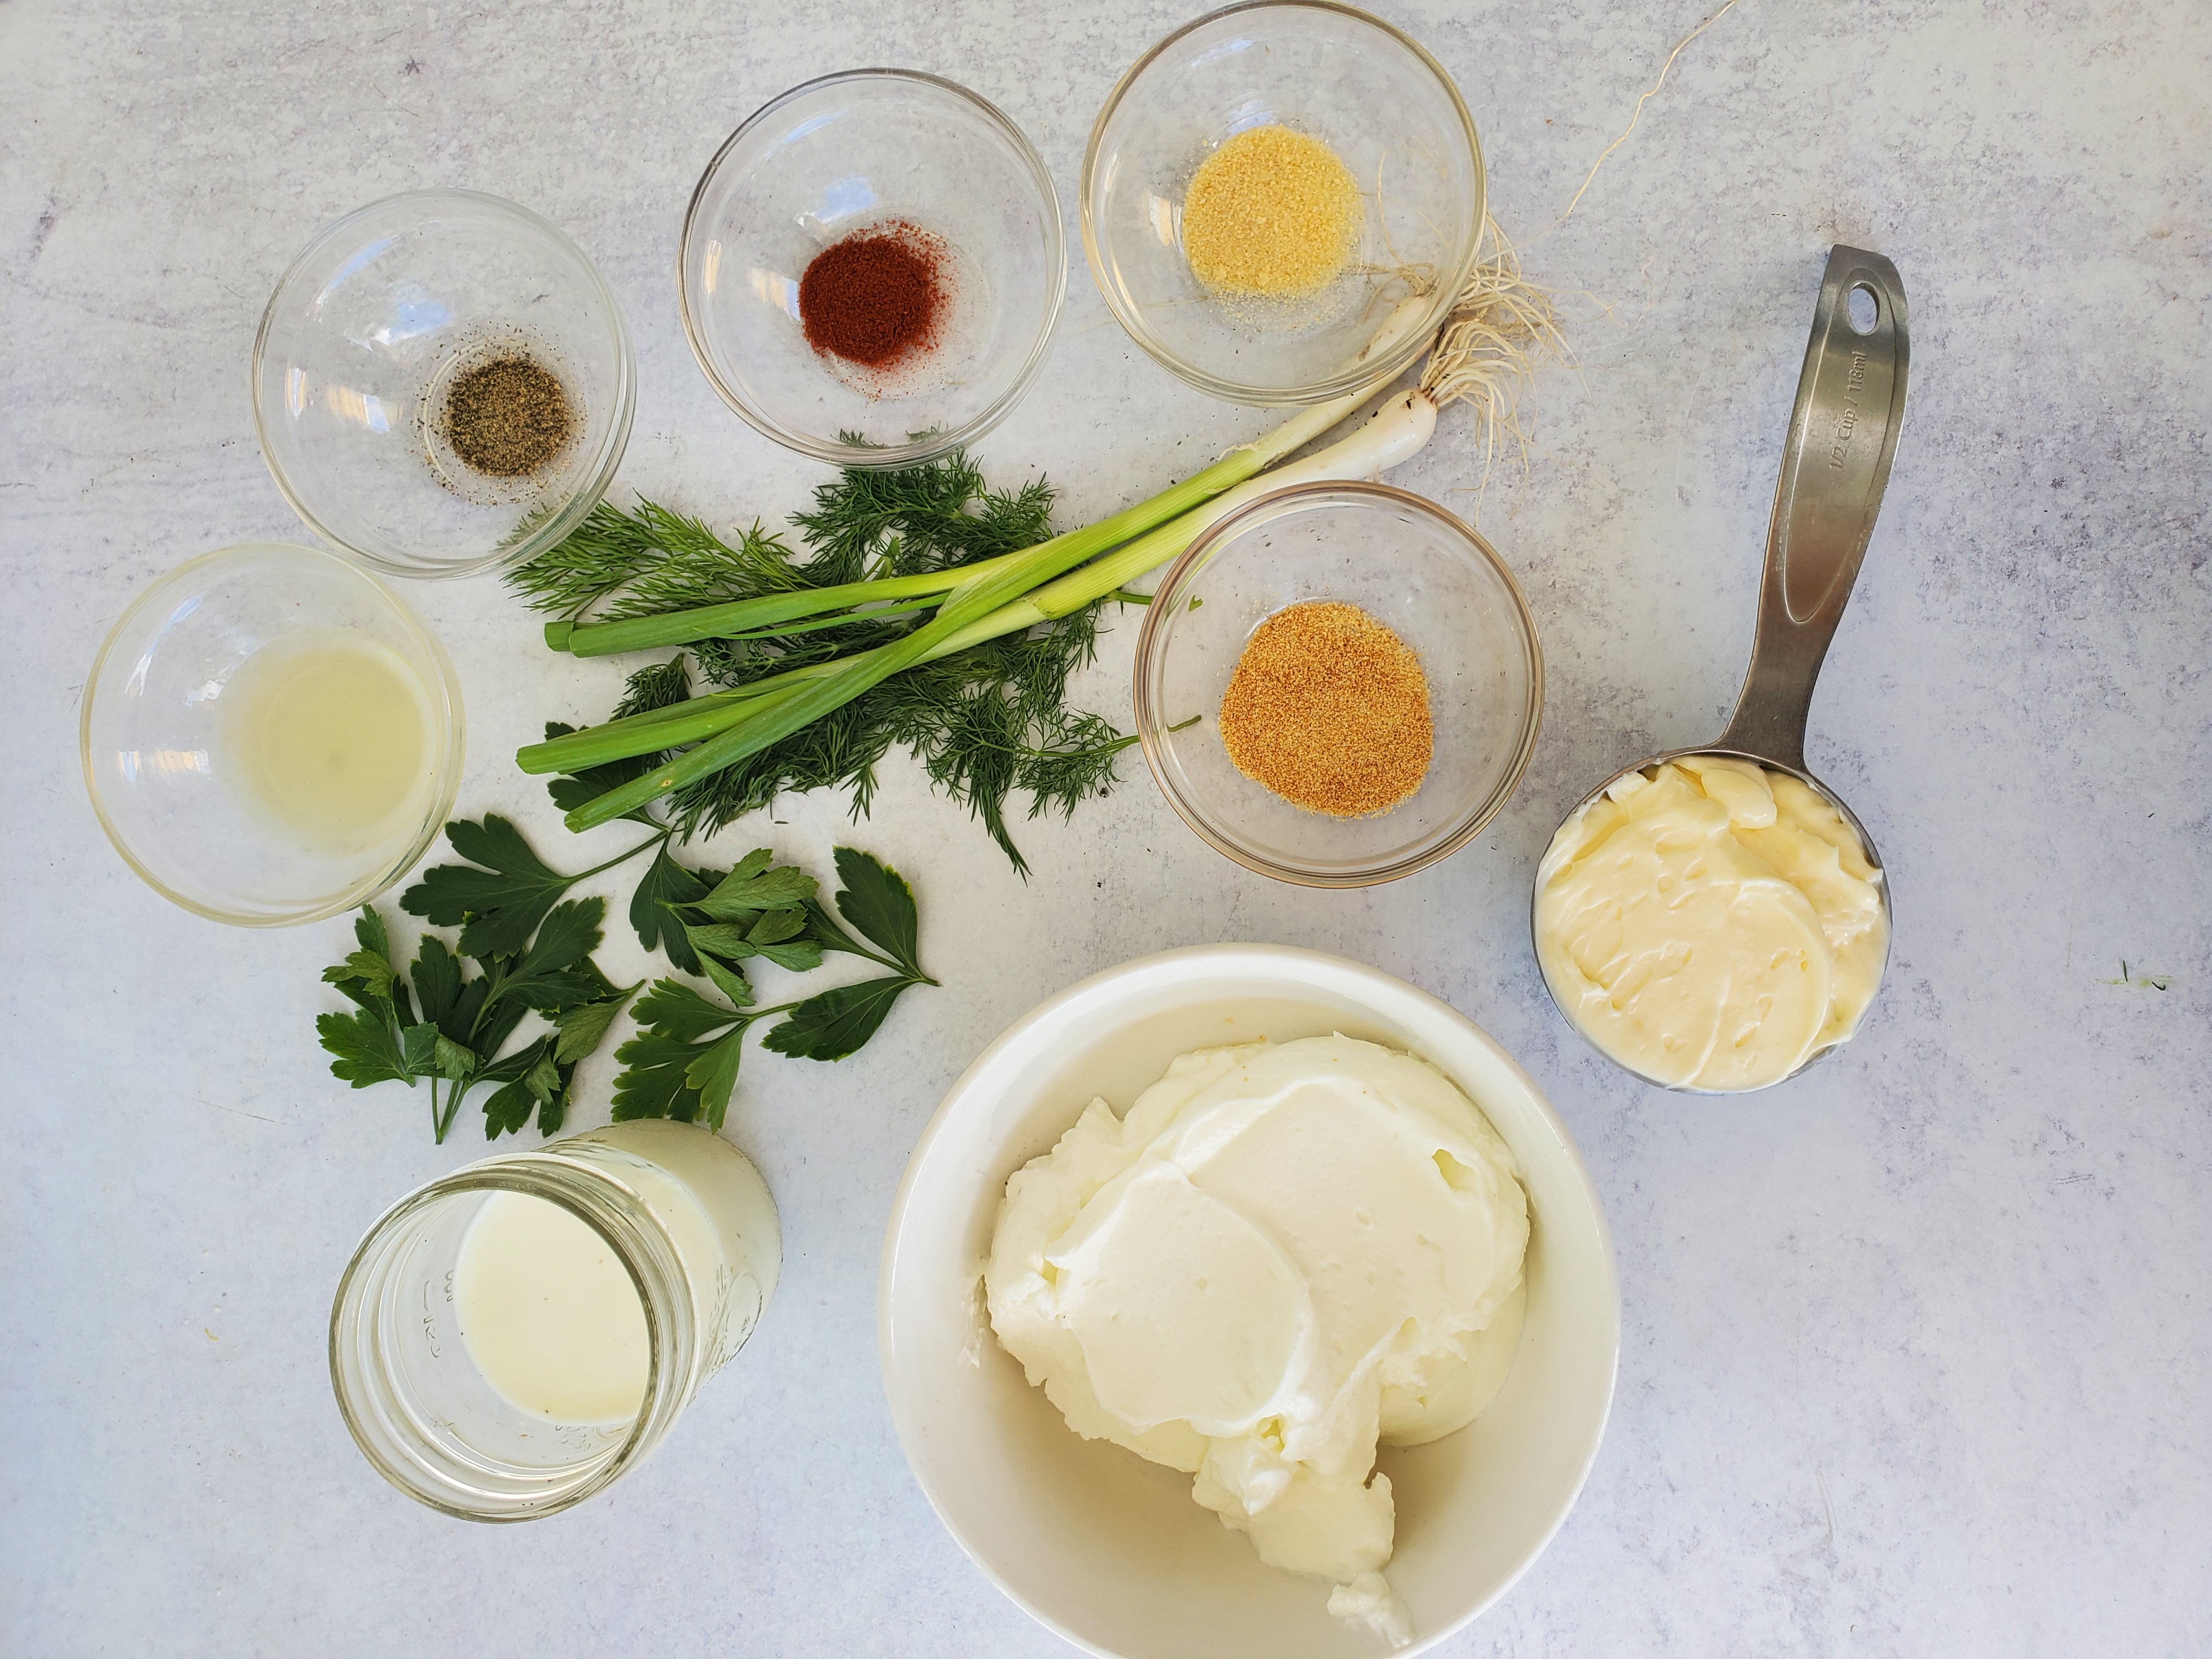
(1415, 217, 1570, 515)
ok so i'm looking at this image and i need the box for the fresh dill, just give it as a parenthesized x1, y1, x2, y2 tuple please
(508, 454, 1128, 874)
(791, 452, 1054, 584)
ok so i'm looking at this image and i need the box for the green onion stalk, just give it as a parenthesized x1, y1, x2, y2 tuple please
(518, 278, 1527, 834)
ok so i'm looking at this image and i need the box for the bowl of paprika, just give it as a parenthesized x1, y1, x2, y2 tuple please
(679, 69, 1066, 469)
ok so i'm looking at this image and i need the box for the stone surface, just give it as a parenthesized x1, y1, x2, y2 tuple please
(4, 0, 2208, 1654)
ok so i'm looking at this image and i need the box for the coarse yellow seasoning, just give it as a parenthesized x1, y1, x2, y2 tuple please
(1218, 601, 1432, 817)
(1181, 125, 1363, 299)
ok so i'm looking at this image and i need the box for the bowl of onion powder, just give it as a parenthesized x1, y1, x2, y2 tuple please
(1133, 479, 1542, 886)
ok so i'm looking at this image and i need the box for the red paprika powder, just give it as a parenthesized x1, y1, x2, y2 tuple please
(798, 221, 949, 370)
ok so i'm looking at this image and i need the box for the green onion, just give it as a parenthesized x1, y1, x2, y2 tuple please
(520, 388, 1439, 829)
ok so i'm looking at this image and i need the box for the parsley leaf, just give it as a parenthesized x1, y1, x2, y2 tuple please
(760, 976, 917, 1062)
(402, 815, 579, 960)
(826, 847, 932, 980)
(353, 905, 393, 961)
(318, 889, 636, 1144)
(317, 1007, 416, 1089)
(324, 951, 402, 1019)
(682, 909, 823, 975)
(683, 1028, 748, 1130)
(631, 844, 716, 973)
(480, 1037, 574, 1138)
(611, 845, 935, 1127)
(410, 934, 478, 1045)
(611, 980, 753, 1128)
(477, 898, 607, 1013)
(554, 989, 636, 1065)
(697, 952, 757, 1010)
(692, 853, 820, 920)
(753, 848, 934, 1060)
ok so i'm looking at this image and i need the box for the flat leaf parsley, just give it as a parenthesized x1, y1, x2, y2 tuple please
(318, 898, 636, 1144)
(612, 847, 936, 1130)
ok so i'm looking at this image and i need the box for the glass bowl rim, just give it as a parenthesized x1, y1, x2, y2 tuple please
(250, 186, 637, 583)
(1079, 0, 1486, 409)
(1132, 477, 1543, 888)
(675, 66, 1069, 471)
(78, 540, 467, 928)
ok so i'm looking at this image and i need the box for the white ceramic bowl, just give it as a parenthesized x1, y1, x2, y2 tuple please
(879, 945, 1618, 1658)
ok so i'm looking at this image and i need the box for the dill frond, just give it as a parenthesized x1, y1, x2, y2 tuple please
(613, 654, 692, 720)
(504, 501, 808, 627)
(668, 606, 1122, 876)
(603, 510, 806, 622)
(505, 499, 673, 620)
(789, 453, 1054, 584)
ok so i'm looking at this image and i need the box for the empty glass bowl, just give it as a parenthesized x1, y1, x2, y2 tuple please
(1133, 482, 1540, 886)
(1084, 1, 1484, 407)
(253, 189, 635, 579)
(679, 69, 1065, 468)
(81, 543, 464, 926)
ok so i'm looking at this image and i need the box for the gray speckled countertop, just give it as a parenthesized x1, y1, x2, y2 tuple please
(5, 1, 2208, 1654)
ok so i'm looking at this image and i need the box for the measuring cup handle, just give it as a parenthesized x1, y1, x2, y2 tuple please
(1717, 246, 1910, 770)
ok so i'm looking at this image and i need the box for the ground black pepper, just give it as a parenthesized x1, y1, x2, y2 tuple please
(439, 356, 574, 478)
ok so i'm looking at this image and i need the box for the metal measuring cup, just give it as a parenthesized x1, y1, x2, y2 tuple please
(1533, 245, 1910, 1090)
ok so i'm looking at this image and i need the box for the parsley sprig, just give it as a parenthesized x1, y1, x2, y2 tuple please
(319, 809, 932, 1141)
(612, 847, 935, 1130)
(318, 900, 636, 1143)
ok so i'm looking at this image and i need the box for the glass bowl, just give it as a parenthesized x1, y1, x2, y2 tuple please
(1133, 482, 1540, 886)
(1083, 1, 1484, 407)
(81, 543, 465, 927)
(678, 69, 1065, 469)
(253, 189, 636, 580)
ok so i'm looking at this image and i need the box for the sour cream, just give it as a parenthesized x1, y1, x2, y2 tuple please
(1534, 755, 1887, 1091)
(986, 1035, 1529, 1645)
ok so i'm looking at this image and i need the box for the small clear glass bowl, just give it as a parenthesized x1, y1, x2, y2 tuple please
(80, 543, 465, 927)
(1083, 1, 1485, 407)
(1133, 482, 1540, 887)
(253, 189, 636, 580)
(679, 69, 1066, 469)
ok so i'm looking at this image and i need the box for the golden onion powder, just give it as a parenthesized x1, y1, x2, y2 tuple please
(1181, 125, 1363, 300)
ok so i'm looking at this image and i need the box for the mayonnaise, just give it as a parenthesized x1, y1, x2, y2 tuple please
(986, 1035, 1530, 1645)
(1534, 755, 1887, 1091)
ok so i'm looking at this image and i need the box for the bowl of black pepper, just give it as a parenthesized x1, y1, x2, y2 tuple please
(679, 69, 1065, 469)
(253, 189, 635, 579)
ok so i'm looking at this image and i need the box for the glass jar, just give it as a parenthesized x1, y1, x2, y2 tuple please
(329, 1120, 780, 1520)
